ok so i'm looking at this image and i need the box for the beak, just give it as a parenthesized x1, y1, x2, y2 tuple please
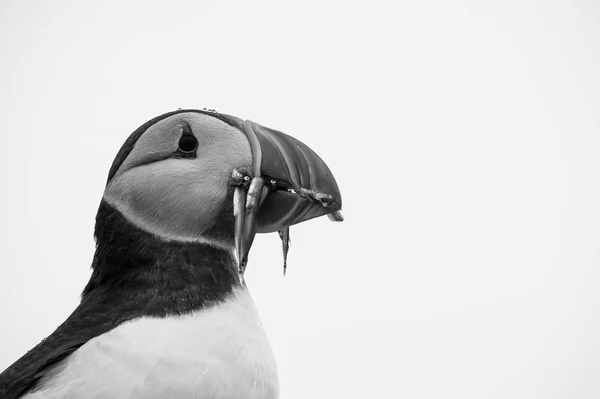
(233, 120, 343, 278)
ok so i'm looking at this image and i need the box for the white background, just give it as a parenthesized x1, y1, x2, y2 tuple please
(1, 1, 599, 398)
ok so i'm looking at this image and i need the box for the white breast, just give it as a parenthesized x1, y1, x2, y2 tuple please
(25, 288, 279, 399)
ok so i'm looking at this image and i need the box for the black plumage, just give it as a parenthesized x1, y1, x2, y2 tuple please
(0, 201, 239, 399)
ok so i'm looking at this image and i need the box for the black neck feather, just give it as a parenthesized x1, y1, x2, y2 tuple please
(83, 200, 240, 315)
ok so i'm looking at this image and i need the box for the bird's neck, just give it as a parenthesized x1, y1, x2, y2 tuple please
(82, 200, 240, 315)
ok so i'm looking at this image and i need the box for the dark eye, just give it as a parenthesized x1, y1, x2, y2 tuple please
(178, 134, 198, 153)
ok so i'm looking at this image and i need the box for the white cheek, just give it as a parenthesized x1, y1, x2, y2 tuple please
(102, 112, 253, 245)
(104, 158, 230, 245)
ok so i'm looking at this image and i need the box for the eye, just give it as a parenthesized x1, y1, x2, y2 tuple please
(178, 134, 198, 153)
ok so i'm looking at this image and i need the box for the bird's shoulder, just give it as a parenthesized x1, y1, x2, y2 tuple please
(3, 288, 278, 399)
(0, 290, 148, 399)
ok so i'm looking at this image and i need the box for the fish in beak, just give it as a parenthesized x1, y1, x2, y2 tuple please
(230, 119, 343, 277)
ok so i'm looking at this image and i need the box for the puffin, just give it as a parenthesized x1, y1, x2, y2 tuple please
(0, 109, 342, 399)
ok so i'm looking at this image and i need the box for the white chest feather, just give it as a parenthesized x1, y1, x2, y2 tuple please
(25, 288, 278, 399)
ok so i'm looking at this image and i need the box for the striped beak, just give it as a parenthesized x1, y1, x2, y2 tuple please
(233, 120, 343, 277)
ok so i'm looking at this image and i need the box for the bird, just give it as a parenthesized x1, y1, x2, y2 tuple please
(0, 109, 342, 399)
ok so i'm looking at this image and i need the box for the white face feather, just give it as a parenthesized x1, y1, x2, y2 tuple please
(23, 288, 279, 399)
(103, 113, 252, 246)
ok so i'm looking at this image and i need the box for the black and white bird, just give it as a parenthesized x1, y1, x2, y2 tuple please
(0, 109, 342, 399)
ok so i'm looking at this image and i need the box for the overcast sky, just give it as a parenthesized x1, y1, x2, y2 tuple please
(1, 1, 599, 398)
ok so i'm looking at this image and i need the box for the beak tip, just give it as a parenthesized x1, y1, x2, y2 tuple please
(327, 210, 344, 222)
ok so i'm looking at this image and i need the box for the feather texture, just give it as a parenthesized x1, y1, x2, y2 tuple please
(0, 201, 248, 398)
(22, 288, 278, 399)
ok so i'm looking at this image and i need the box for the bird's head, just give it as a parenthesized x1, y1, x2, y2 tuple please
(102, 109, 342, 274)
